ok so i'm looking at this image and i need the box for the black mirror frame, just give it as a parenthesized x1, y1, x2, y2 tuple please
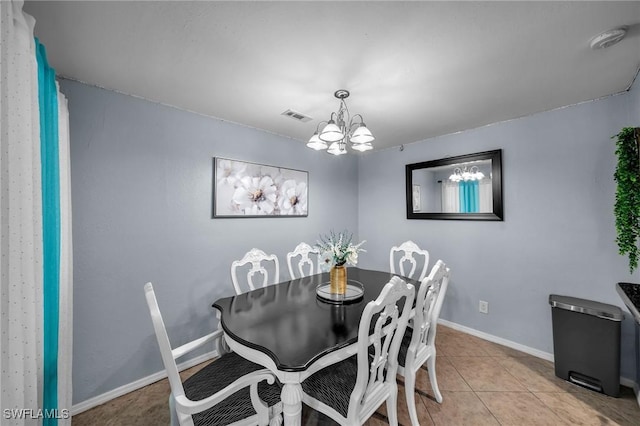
(406, 149, 503, 221)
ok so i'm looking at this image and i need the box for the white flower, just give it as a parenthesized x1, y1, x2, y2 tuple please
(217, 159, 247, 187)
(232, 175, 277, 215)
(346, 251, 358, 266)
(278, 180, 308, 215)
(319, 251, 334, 272)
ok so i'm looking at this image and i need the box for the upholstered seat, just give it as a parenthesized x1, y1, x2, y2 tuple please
(144, 282, 283, 426)
(300, 276, 414, 426)
(301, 355, 357, 418)
(396, 327, 414, 369)
(397, 260, 450, 426)
(183, 352, 282, 425)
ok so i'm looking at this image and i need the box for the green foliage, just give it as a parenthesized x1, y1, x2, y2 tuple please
(613, 127, 640, 274)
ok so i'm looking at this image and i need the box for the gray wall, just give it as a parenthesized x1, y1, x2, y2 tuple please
(65, 73, 640, 405)
(357, 79, 640, 381)
(62, 80, 359, 404)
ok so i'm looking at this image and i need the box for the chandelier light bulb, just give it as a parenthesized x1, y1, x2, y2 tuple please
(350, 124, 374, 144)
(449, 168, 463, 182)
(352, 142, 373, 152)
(306, 132, 328, 150)
(319, 120, 344, 142)
(449, 165, 485, 182)
(327, 142, 347, 155)
(469, 166, 484, 180)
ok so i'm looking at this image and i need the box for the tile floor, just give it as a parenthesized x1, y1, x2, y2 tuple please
(72, 325, 640, 425)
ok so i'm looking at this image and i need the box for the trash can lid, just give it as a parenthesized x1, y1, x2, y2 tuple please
(549, 294, 623, 321)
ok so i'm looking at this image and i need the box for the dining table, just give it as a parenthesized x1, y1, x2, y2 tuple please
(212, 267, 420, 426)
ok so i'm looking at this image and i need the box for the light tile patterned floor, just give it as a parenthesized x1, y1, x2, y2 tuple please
(72, 325, 640, 425)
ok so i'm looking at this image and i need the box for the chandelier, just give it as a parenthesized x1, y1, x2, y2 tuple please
(306, 90, 374, 155)
(449, 166, 485, 182)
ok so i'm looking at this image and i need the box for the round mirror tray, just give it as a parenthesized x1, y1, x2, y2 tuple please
(316, 279, 364, 304)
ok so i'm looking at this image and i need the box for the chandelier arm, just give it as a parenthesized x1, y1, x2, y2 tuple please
(346, 121, 360, 136)
(350, 114, 365, 124)
(314, 120, 329, 133)
(347, 114, 365, 133)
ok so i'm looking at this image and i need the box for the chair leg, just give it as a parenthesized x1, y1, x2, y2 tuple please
(169, 393, 181, 426)
(268, 412, 283, 426)
(404, 370, 420, 426)
(426, 355, 443, 403)
(386, 384, 399, 426)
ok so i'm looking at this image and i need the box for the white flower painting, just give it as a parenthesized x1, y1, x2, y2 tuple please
(213, 157, 309, 217)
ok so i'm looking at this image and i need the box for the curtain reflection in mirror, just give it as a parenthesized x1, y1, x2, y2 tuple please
(441, 178, 492, 213)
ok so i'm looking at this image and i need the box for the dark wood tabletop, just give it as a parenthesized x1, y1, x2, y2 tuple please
(213, 267, 419, 372)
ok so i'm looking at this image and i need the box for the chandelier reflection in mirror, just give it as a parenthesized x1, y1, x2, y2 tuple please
(449, 166, 485, 182)
(306, 90, 374, 155)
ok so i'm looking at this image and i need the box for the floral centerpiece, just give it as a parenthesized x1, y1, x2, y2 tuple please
(315, 230, 366, 294)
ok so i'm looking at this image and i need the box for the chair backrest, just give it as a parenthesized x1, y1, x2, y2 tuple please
(350, 276, 414, 417)
(389, 240, 430, 281)
(144, 283, 188, 401)
(410, 260, 450, 352)
(286, 242, 318, 279)
(231, 248, 280, 295)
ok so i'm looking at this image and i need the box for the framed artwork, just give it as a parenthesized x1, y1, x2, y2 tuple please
(213, 157, 308, 218)
(412, 184, 421, 212)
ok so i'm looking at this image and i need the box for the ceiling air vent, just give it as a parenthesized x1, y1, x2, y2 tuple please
(281, 109, 312, 123)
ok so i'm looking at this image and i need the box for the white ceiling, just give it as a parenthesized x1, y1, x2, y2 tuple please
(23, 1, 640, 152)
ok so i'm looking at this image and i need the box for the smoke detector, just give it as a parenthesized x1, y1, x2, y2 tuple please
(590, 27, 627, 50)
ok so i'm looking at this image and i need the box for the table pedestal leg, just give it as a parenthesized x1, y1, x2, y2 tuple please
(281, 383, 303, 426)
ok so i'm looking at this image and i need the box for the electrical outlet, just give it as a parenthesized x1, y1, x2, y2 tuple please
(479, 300, 489, 314)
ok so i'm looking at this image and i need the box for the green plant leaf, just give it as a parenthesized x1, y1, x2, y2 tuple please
(613, 127, 640, 273)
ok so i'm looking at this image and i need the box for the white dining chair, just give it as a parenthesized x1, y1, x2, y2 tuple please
(231, 248, 280, 295)
(286, 242, 318, 279)
(300, 276, 415, 426)
(144, 283, 283, 426)
(389, 240, 430, 281)
(397, 260, 450, 426)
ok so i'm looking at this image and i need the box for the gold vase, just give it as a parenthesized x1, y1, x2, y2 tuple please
(330, 265, 347, 295)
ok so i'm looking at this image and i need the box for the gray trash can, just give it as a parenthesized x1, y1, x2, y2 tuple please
(549, 294, 623, 397)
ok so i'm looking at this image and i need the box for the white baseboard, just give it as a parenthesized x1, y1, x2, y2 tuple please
(438, 318, 638, 395)
(71, 351, 217, 416)
(71, 320, 640, 415)
(438, 319, 555, 361)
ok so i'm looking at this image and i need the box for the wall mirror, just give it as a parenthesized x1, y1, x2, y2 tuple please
(406, 149, 503, 220)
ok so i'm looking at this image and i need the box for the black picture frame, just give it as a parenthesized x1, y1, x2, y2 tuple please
(213, 157, 309, 218)
(405, 149, 503, 221)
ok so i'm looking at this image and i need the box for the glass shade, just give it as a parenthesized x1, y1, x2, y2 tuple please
(319, 120, 345, 142)
(470, 167, 484, 180)
(350, 124, 374, 144)
(351, 142, 373, 152)
(327, 142, 347, 155)
(306, 133, 328, 150)
(449, 168, 463, 182)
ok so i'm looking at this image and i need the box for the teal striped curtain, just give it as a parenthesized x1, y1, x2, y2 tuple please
(2, 3, 71, 425)
(459, 180, 479, 213)
(36, 38, 62, 426)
